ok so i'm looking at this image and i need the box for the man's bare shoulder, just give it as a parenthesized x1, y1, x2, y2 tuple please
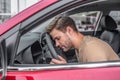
(84, 36, 107, 46)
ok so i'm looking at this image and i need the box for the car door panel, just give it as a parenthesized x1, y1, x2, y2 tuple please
(1, 0, 120, 80)
(6, 65, 120, 80)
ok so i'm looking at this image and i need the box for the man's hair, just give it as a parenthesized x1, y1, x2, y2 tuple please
(46, 15, 78, 33)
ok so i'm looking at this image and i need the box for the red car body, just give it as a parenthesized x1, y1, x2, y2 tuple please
(5, 67, 120, 80)
(0, 0, 120, 80)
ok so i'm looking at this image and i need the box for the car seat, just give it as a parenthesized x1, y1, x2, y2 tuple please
(100, 15, 120, 54)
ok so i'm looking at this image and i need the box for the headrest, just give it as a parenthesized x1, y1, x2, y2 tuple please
(100, 15, 117, 30)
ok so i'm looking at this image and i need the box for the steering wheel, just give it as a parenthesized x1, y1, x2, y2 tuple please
(37, 32, 59, 63)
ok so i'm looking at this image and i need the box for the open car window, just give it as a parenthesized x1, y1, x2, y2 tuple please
(15, 10, 102, 65)
(12, 0, 120, 65)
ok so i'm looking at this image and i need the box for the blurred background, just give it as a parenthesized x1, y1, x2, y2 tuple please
(0, 0, 40, 24)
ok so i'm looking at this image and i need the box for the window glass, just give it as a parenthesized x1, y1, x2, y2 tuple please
(69, 11, 100, 32)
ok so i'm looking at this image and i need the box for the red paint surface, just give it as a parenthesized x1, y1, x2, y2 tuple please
(6, 67, 120, 80)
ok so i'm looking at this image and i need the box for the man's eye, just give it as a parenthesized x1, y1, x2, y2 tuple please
(56, 38, 60, 40)
(55, 36, 60, 41)
(57, 36, 61, 40)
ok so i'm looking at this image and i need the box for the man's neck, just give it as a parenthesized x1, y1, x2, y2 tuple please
(73, 32, 84, 50)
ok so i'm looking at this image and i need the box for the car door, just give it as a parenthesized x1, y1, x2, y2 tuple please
(2, 0, 120, 80)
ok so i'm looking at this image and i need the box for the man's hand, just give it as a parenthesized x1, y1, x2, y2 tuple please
(50, 55, 67, 64)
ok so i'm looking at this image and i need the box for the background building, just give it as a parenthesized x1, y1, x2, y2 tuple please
(0, 0, 39, 24)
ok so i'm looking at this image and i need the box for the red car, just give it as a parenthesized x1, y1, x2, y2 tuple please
(0, 0, 120, 80)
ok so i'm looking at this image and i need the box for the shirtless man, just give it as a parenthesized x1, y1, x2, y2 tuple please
(46, 15, 119, 64)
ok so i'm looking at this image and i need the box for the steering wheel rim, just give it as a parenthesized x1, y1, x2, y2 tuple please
(39, 32, 59, 60)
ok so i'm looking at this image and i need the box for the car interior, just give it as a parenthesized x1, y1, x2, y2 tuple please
(15, 32, 77, 64)
(13, 1, 120, 65)
(14, 14, 120, 64)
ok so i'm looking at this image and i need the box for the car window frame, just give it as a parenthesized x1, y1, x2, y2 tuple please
(0, 39, 7, 80)
(7, 0, 120, 70)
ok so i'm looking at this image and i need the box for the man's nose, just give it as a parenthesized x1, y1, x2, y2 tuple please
(55, 41, 60, 47)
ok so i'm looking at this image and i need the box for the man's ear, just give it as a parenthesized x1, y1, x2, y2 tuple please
(66, 26, 73, 34)
(66, 26, 75, 39)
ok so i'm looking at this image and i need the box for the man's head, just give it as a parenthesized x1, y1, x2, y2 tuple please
(46, 15, 78, 52)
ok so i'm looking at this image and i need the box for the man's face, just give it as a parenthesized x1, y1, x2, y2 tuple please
(50, 28, 73, 52)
